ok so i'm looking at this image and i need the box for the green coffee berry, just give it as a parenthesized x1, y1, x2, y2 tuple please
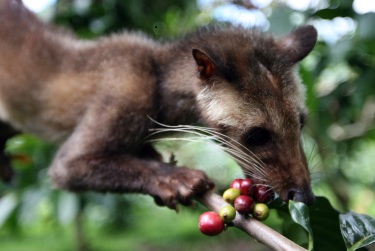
(223, 188, 241, 204)
(252, 203, 270, 221)
(219, 205, 236, 223)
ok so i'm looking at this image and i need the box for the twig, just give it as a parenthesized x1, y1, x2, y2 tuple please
(197, 192, 307, 251)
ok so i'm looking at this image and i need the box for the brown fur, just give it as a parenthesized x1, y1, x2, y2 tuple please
(0, 0, 317, 207)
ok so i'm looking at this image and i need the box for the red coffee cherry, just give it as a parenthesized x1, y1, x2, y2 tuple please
(234, 195, 254, 215)
(198, 211, 225, 236)
(230, 178, 243, 189)
(253, 185, 274, 203)
(240, 178, 254, 196)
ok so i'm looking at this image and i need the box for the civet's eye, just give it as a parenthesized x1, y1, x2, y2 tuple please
(245, 127, 272, 147)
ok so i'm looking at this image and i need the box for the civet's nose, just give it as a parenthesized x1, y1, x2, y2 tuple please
(287, 188, 315, 205)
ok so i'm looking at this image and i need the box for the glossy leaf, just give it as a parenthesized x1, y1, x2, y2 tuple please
(289, 200, 314, 250)
(285, 197, 347, 251)
(340, 211, 375, 251)
(309, 197, 347, 251)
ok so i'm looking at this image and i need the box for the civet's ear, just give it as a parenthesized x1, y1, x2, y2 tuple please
(277, 25, 318, 64)
(192, 49, 216, 80)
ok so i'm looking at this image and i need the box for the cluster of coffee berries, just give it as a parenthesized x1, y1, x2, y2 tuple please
(198, 178, 273, 236)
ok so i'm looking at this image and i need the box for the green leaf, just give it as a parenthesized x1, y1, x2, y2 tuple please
(283, 197, 347, 251)
(340, 211, 375, 251)
(309, 197, 347, 251)
(0, 193, 18, 226)
(289, 201, 314, 251)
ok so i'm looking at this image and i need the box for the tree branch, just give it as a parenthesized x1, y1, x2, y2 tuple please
(197, 192, 307, 251)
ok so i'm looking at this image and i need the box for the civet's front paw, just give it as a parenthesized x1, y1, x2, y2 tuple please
(149, 166, 214, 210)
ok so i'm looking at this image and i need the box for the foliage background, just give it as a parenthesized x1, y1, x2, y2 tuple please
(0, 0, 374, 250)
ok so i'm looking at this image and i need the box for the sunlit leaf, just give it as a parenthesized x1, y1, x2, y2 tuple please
(0, 193, 18, 226)
(289, 200, 314, 250)
(340, 211, 375, 251)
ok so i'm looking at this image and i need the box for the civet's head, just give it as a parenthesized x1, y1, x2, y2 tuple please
(192, 25, 317, 204)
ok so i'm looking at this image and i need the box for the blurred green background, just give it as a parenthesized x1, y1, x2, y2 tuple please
(1, 0, 375, 250)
